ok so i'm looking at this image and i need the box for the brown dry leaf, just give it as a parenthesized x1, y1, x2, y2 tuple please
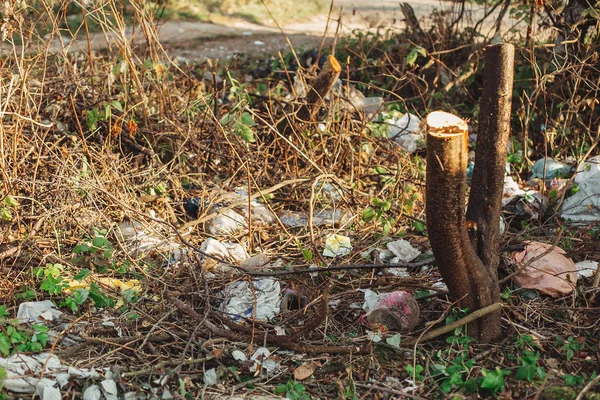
(210, 348, 225, 359)
(512, 241, 577, 297)
(294, 362, 317, 381)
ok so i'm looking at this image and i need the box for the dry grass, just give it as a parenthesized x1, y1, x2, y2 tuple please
(0, 1, 599, 399)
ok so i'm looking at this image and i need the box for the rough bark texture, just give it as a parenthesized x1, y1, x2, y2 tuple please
(426, 112, 500, 342)
(465, 43, 514, 339)
(467, 44, 514, 268)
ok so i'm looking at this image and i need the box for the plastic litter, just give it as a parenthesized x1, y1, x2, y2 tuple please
(503, 176, 521, 198)
(315, 182, 343, 202)
(386, 113, 423, 152)
(386, 239, 420, 263)
(561, 158, 600, 222)
(17, 300, 63, 324)
(239, 253, 270, 269)
(117, 221, 183, 264)
(511, 241, 577, 297)
(207, 208, 247, 236)
(333, 79, 383, 114)
(530, 157, 571, 179)
(384, 239, 421, 277)
(575, 260, 599, 279)
(204, 188, 277, 235)
(222, 278, 281, 321)
(231, 350, 247, 361)
(574, 155, 600, 184)
(503, 190, 547, 221)
(0, 353, 94, 395)
(200, 238, 248, 272)
(101, 379, 119, 400)
(351, 96, 384, 114)
(83, 385, 102, 400)
(279, 209, 351, 228)
(203, 368, 217, 385)
(323, 234, 352, 257)
(251, 347, 280, 373)
(36, 379, 61, 400)
(360, 290, 420, 333)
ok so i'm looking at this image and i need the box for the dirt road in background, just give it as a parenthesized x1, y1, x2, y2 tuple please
(35, 1, 517, 63)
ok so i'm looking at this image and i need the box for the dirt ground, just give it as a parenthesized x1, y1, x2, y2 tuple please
(18, 0, 520, 64)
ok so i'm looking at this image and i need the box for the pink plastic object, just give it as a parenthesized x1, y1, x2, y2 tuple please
(362, 291, 420, 333)
(512, 241, 577, 297)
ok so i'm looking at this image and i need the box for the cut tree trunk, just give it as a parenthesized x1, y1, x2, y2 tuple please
(425, 43, 514, 343)
(467, 43, 514, 282)
(425, 111, 500, 342)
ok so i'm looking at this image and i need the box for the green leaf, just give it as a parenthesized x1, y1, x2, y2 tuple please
(72, 244, 90, 254)
(0, 335, 9, 356)
(362, 207, 376, 222)
(406, 46, 426, 67)
(240, 112, 255, 127)
(220, 113, 235, 126)
(3, 195, 19, 207)
(109, 100, 123, 112)
(236, 123, 255, 143)
(0, 207, 12, 221)
(0, 305, 9, 320)
(413, 221, 426, 233)
(380, 201, 391, 212)
(91, 236, 111, 253)
(74, 269, 91, 281)
(0, 365, 7, 389)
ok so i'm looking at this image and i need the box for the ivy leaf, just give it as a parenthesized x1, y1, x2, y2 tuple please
(406, 46, 427, 67)
(362, 207, 376, 222)
(236, 123, 256, 143)
(0, 335, 10, 356)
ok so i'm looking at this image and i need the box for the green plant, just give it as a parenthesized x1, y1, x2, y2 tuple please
(406, 364, 424, 381)
(0, 365, 6, 390)
(220, 71, 256, 143)
(406, 45, 426, 68)
(516, 351, 546, 382)
(33, 264, 69, 296)
(72, 229, 123, 273)
(362, 196, 394, 235)
(0, 195, 19, 222)
(479, 367, 510, 394)
(564, 374, 584, 386)
(274, 379, 310, 400)
(86, 100, 123, 133)
(0, 305, 49, 356)
(556, 336, 583, 361)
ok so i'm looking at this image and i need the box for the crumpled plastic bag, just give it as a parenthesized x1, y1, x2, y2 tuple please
(360, 290, 420, 332)
(574, 155, 600, 184)
(561, 157, 600, 223)
(511, 241, 577, 297)
(222, 278, 281, 321)
(0, 353, 94, 394)
(323, 234, 352, 257)
(17, 301, 63, 324)
(530, 157, 571, 179)
(386, 113, 423, 153)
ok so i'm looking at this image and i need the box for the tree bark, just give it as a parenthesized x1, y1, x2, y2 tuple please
(467, 43, 514, 276)
(426, 111, 500, 342)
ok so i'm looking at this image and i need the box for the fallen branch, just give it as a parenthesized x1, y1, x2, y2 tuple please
(404, 303, 503, 345)
(169, 295, 366, 355)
